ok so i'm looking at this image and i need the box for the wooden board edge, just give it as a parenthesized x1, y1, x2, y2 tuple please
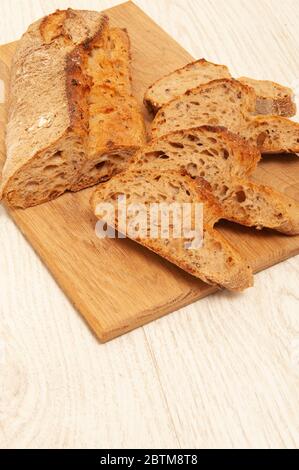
(6, 200, 217, 342)
(8, 196, 299, 342)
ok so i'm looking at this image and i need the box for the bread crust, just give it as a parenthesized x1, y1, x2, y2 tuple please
(1, 9, 146, 208)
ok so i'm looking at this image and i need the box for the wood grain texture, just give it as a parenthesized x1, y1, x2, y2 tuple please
(0, 0, 299, 449)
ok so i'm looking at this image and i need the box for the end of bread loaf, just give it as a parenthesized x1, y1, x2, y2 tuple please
(1, 10, 109, 208)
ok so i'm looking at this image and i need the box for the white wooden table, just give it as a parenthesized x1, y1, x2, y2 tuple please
(1, 0, 299, 449)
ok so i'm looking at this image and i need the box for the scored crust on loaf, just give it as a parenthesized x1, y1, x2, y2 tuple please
(131, 126, 299, 235)
(151, 79, 299, 154)
(1, 9, 146, 208)
(72, 26, 146, 191)
(91, 169, 253, 291)
(144, 58, 296, 117)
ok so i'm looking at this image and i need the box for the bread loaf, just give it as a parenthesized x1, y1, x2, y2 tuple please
(91, 169, 253, 291)
(0, 9, 146, 208)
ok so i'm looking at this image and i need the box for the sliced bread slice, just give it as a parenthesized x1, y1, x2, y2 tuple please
(151, 79, 299, 154)
(151, 79, 255, 137)
(144, 59, 231, 113)
(145, 58, 296, 117)
(91, 169, 253, 291)
(132, 127, 299, 235)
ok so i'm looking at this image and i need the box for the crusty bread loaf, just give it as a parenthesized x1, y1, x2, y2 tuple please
(151, 79, 299, 154)
(0, 9, 146, 208)
(239, 76, 296, 117)
(131, 126, 299, 235)
(91, 169, 253, 291)
(144, 58, 296, 117)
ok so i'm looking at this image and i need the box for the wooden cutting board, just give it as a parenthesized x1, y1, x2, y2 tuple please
(1, 1, 299, 342)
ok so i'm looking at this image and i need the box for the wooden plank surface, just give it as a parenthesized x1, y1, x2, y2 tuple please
(1, 1, 299, 342)
(0, 0, 299, 449)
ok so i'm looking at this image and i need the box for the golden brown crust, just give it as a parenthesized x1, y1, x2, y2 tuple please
(65, 14, 109, 134)
(1, 11, 145, 208)
(39, 10, 69, 43)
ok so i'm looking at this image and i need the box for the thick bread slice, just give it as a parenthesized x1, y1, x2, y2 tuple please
(136, 124, 260, 177)
(151, 79, 256, 136)
(1, 10, 146, 208)
(151, 79, 299, 154)
(144, 58, 296, 117)
(131, 127, 299, 235)
(239, 77, 296, 117)
(144, 59, 231, 113)
(91, 169, 253, 291)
